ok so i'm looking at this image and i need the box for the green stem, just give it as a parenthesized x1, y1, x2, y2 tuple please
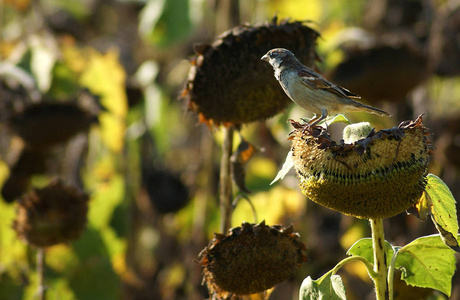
(219, 126, 234, 232)
(387, 247, 399, 300)
(37, 247, 46, 300)
(331, 256, 377, 278)
(370, 219, 388, 300)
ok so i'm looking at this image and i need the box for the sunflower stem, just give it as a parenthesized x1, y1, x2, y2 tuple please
(370, 218, 389, 300)
(387, 247, 399, 300)
(37, 247, 46, 300)
(219, 126, 234, 232)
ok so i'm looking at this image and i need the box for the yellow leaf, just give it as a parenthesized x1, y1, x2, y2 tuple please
(340, 220, 367, 250)
(232, 186, 305, 225)
(409, 191, 432, 221)
(268, 0, 322, 23)
(62, 44, 88, 74)
(98, 112, 125, 153)
(79, 49, 128, 152)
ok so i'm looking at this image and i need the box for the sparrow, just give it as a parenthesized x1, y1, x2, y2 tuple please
(261, 48, 391, 126)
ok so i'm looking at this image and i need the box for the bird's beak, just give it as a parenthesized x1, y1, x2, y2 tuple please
(261, 54, 269, 61)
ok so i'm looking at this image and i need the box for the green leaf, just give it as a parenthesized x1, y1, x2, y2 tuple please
(299, 271, 347, 300)
(300, 114, 351, 128)
(347, 238, 394, 266)
(395, 234, 456, 297)
(70, 227, 122, 299)
(139, 0, 192, 47)
(325, 114, 351, 126)
(48, 62, 81, 99)
(271, 150, 294, 185)
(425, 174, 459, 251)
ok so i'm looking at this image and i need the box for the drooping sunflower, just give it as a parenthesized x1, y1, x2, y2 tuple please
(13, 179, 89, 247)
(289, 115, 432, 219)
(182, 17, 319, 127)
(199, 221, 308, 299)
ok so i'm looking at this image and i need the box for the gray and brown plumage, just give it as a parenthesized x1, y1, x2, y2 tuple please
(261, 48, 391, 126)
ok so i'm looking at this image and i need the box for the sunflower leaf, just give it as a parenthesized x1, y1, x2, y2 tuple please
(347, 238, 394, 266)
(425, 174, 459, 251)
(299, 271, 346, 300)
(395, 234, 456, 297)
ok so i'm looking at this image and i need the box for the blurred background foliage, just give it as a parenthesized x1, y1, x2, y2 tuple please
(0, 0, 460, 299)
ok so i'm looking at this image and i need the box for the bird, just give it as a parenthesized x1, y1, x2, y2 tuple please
(261, 48, 391, 126)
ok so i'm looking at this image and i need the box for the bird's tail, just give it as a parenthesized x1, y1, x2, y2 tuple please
(349, 102, 391, 117)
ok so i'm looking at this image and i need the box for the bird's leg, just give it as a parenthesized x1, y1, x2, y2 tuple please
(301, 116, 320, 133)
(299, 111, 327, 134)
(300, 114, 316, 125)
(308, 110, 327, 127)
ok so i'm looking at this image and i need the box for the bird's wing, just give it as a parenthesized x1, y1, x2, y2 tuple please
(298, 69, 361, 99)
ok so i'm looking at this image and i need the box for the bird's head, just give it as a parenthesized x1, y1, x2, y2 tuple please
(261, 48, 297, 69)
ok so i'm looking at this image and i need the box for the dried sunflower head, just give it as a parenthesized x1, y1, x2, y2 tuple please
(198, 221, 307, 298)
(182, 17, 319, 126)
(13, 179, 89, 247)
(290, 115, 432, 219)
(9, 101, 97, 150)
(328, 41, 428, 103)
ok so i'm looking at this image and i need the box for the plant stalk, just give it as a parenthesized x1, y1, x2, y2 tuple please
(331, 256, 377, 278)
(370, 218, 388, 300)
(219, 126, 234, 232)
(37, 247, 46, 300)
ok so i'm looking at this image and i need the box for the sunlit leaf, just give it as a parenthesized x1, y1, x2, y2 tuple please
(80, 49, 126, 116)
(299, 114, 351, 129)
(62, 44, 88, 74)
(324, 114, 351, 126)
(0, 162, 28, 297)
(340, 220, 368, 250)
(232, 186, 304, 226)
(408, 190, 431, 221)
(395, 234, 456, 297)
(139, 0, 166, 37)
(268, 0, 322, 23)
(425, 174, 459, 250)
(139, 0, 192, 47)
(46, 244, 79, 273)
(299, 271, 346, 300)
(347, 238, 394, 266)
(30, 35, 56, 92)
(86, 158, 125, 229)
(271, 150, 294, 185)
(80, 49, 127, 152)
